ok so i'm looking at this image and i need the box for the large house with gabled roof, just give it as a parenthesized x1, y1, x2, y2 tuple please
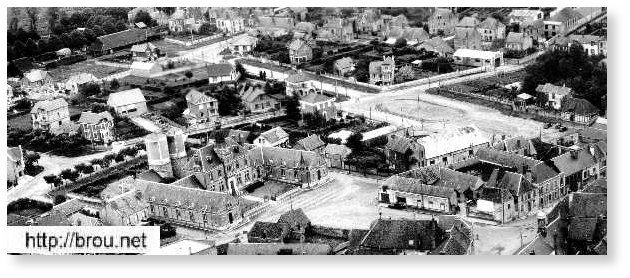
(107, 88, 148, 117)
(254, 126, 289, 148)
(184, 89, 218, 125)
(299, 92, 336, 121)
(30, 98, 70, 132)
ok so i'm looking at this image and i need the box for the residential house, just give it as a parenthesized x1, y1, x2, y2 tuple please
(293, 134, 325, 153)
(349, 219, 446, 255)
(492, 136, 559, 161)
(77, 111, 115, 144)
(293, 21, 317, 38)
(369, 56, 396, 86)
(334, 57, 356, 76)
(100, 189, 148, 226)
(545, 8, 584, 37)
(226, 243, 331, 255)
(62, 73, 99, 95)
(320, 17, 355, 42)
(253, 126, 290, 147)
(322, 144, 351, 169)
(168, 8, 197, 33)
(277, 208, 311, 242)
(248, 221, 290, 243)
(431, 217, 474, 255)
(107, 88, 148, 117)
(216, 15, 245, 34)
(453, 49, 503, 67)
(229, 35, 258, 55)
(536, 83, 573, 110)
(248, 146, 329, 187)
(30, 98, 70, 132)
(475, 186, 516, 223)
(21, 69, 53, 87)
(384, 27, 429, 45)
(239, 84, 279, 114)
(184, 89, 219, 124)
(477, 17, 506, 43)
(505, 32, 534, 51)
(130, 42, 159, 62)
(416, 125, 490, 167)
(285, 71, 319, 97)
(428, 8, 458, 36)
(522, 20, 546, 42)
(207, 63, 239, 84)
(355, 8, 381, 34)
(385, 134, 422, 172)
(508, 9, 544, 25)
(454, 16, 482, 50)
(7, 146, 25, 187)
(416, 37, 455, 57)
(288, 39, 313, 64)
(299, 92, 337, 121)
(568, 35, 607, 56)
(560, 97, 600, 124)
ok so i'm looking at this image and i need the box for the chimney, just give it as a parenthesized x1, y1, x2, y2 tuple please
(589, 145, 595, 156)
(570, 148, 579, 159)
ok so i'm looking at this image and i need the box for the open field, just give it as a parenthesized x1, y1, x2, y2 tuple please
(48, 60, 128, 81)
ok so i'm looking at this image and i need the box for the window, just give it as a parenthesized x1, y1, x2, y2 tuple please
(162, 207, 168, 218)
(442, 157, 448, 164)
(203, 214, 208, 223)
(189, 211, 195, 222)
(281, 169, 286, 177)
(150, 204, 154, 213)
(176, 209, 181, 219)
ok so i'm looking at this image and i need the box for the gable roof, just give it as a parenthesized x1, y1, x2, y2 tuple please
(277, 208, 310, 230)
(288, 39, 310, 51)
(130, 42, 157, 53)
(551, 148, 598, 176)
(23, 69, 50, 83)
(107, 88, 146, 107)
(570, 192, 607, 218)
(248, 146, 326, 169)
(142, 180, 238, 214)
(561, 97, 599, 115)
(96, 29, 148, 51)
(231, 35, 258, 46)
(258, 126, 289, 144)
(359, 219, 441, 251)
(479, 17, 504, 29)
(105, 190, 148, 221)
(31, 98, 68, 113)
(536, 83, 573, 96)
(206, 63, 234, 77)
(77, 111, 114, 125)
(392, 165, 483, 193)
(506, 32, 527, 44)
(186, 89, 216, 104)
(7, 146, 23, 162)
(457, 16, 480, 28)
(418, 126, 489, 159)
(323, 144, 351, 156)
(240, 85, 266, 103)
(66, 73, 99, 85)
(417, 37, 454, 55)
(334, 57, 355, 70)
(386, 135, 415, 154)
(295, 134, 325, 151)
(494, 171, 536, 196)
(248, 221, 289, 240)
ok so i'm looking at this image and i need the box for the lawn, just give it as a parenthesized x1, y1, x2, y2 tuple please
(48, 60, 128, 81)
(8, 113, 32, 131)
(246, 181, 295, 199)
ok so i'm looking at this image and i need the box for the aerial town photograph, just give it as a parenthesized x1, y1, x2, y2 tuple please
(5, 6, 608, 256)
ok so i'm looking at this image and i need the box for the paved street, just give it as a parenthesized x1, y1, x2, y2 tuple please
(7, 150, 114, 203)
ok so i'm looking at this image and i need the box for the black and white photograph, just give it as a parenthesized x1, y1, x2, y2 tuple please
(2, 1, 620, 268)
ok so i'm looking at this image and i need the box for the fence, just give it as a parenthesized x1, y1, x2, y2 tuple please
(100, 70, 132, 82)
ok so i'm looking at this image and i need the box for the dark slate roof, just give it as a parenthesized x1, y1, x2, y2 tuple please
(478, 186, 513, 203)
(96, 29, 148, 51)
(277, 208, 310, 231)
(142, 180, 239, 214)
(579, 127, 607, 142)
(249, 146, 326, 169)
(359, 219, 441, 251)
(395, 166, 484, 192)
(494, 171, 536, 196)
(569, 193, 607, 218)
(206, 63, 234, 77)
(171, 175, 204, 189)
(583, 179, 607, 194)
(385, 135, 414, 154)
(551, 148, 597, 176)
(475, 147, 560, 183)
(295, 134, 325, 151)
(431, 222, 472, 255)
(258, 126, 289, 144)
(136, 169, 165, 183)
(248, 221, 289, 240)
(186, 89, 217, 104)
(384, 176, 456, 199)
(561, 97, 599, 115)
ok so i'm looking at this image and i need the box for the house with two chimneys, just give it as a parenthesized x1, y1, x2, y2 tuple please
(288, 38, 313, 64)
(77, 111, 115, 144)
(184, 89, 219, 125)
(428, 8, 458, 36)
(30, 98, 70, 132)
(369, 56, 396, 86)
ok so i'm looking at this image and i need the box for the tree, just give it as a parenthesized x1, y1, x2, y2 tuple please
(234, 62, 247, 81)
(285, 95, 301, 120)
(134, 10, 157, 27)
(396, 65, 415, 82)
(24, 151, 41, 170)
(44, 174, 62, 188)
(346, 132, 364, 152)
(53, 194, 67, 205)
(79, 83, 101, 97)
(109, 78, 120, 91)
(394, 38, 408, 48)
(24, 38, 39, 57)
(212, 88, 244, 116)
(184, 70, 193, 79)
(198, 23, 218, 35)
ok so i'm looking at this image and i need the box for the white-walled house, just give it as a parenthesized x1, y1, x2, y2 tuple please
(107, 88, 148, 117)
